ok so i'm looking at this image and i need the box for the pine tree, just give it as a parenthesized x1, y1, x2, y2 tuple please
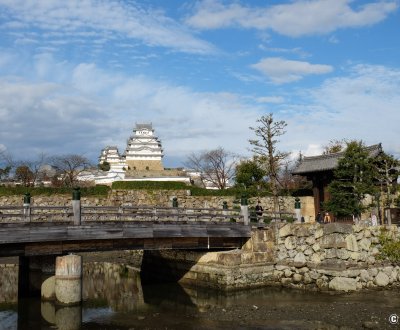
(326, 141, 377, 218)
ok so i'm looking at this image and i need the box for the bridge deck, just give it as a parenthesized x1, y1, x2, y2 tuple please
(0, 205, 252, 256)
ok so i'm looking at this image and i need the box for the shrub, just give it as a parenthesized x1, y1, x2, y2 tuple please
(378, 228, 400, 263)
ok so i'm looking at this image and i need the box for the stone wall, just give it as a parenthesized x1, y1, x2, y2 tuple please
(272, 223, 400, 291)
(0, 191, 315, 220)
(142, 223, 400, 292)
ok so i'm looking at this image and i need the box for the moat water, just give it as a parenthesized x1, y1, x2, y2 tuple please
(0, 261, 399, 330)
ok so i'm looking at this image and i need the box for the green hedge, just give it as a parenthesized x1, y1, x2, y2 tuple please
(112, 181, 189, 190)
(190, 187, 273, 197)
(0, 185, 110, 196)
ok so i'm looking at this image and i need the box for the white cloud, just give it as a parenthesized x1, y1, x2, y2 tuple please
(251, 57, 333, 84)
(256, 96, 285, 104)
(0, 60, 262, 164)
(281, 64, 400, 158)
(186, 0, 398, 37)
(0, 0, 215, 54)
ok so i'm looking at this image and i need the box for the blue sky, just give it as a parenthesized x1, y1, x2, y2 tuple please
(0, 0, 399, 167)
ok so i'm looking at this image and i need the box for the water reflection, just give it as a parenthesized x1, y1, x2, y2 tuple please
(0, 261, 399, 329)
(0, 265, 18, 304)
(83, 262, 144, 312)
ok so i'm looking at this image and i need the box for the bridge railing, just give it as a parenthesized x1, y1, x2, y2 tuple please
(0, 205, 74, 222)
(0, 205, 244, 223)
(81, 206, 244, 223)
(248, 210, 297, 224)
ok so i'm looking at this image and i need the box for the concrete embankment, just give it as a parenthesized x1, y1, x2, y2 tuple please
(142, 223, 400, 292)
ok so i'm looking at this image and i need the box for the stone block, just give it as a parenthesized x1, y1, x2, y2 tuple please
(324, 249, 337, 259)
(252, 252, 274, 263)
(318, 259, 346, 271)
(240, 252, 254, 264)
(217, 252, 241, 266)
(336, 249, 350, 260)
(293, 273, 303, 283)
(304, 248, 313, 256)
(312, 243, 320, 252)
(359, 269, 370, 282)
(328, 277, 357, 292)
(278, 224, 292, 237)
(276, 251, 288, 261)
(305, 236, 316, 245)
(359, 238, 371, 251)
(323, 223, 353, 235)
(349, 252, 360, 261)
(252, 242, 269, 252)
(198, 252, 219, 264)
(284, 269, 293, 277)
(284, 236, 297, 250)
(345, 234, 359, 252)
(293, 252, 307, 268)
(275, 265, 290, 271)
(314, 228, 324, 239)
(319, 233, 346, 249)
(310, 253, 321, 264)
(375, 272, 389, 287)
(293, 225, 312, 237)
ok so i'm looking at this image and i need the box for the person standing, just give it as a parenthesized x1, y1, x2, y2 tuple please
(371, 213, 378, 226)
(323, 212, 331, 223)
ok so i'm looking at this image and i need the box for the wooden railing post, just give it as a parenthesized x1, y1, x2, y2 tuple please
(23, 192, 31, 221)
(240, 196, 249, 225)
(222, 201, 228, 217)
(72, 188, 81, 225)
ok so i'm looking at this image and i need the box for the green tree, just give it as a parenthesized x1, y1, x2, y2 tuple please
(249, 113, 289, 212)
(235, 158, 266, 189)
(325, 141, 376, 219)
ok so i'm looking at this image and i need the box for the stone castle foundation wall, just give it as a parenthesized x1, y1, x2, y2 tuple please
(0, 191, 315, 220)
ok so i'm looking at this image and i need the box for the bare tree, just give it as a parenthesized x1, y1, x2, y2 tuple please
(51, 154, 92, 187)
(0, 146, 15, 168)
(322, 139, 347, 155)
(15, 165, 34, 186)
(249, 113, 289, 212)
(185, 147, 239, 189)
(16, 152, 49, 186)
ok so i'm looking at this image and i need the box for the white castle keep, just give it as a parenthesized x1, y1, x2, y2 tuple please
(99, 123, 164, 171)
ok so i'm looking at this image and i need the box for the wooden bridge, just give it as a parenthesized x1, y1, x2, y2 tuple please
(0, 205, 253, 257)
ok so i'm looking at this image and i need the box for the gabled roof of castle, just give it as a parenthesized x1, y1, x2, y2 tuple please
(135, 123, 153, 130)
(292, 143, 382, 175)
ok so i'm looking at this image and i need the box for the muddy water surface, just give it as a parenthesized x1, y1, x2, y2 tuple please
(0, 261, 399, 329)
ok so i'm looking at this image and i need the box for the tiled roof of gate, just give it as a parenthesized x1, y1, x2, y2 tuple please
(292, 143, 382, 175)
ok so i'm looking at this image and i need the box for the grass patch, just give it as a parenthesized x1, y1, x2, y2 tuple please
(378, 228, 400, 263)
